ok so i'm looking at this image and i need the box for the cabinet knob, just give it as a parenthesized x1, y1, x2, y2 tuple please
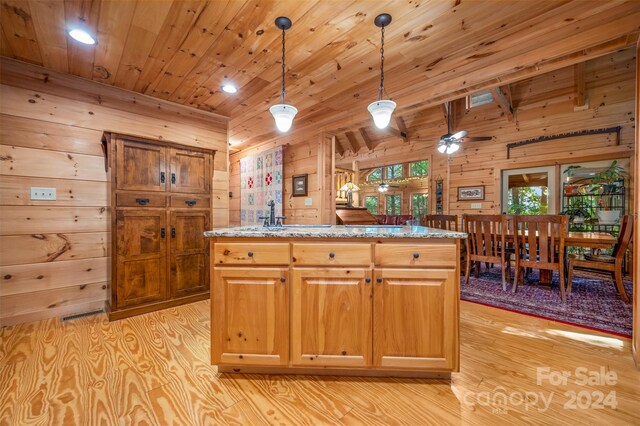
(135, 198, 150, 205)
(247, 252, 254, 257)
(329, 252, 335, 258)
(413, 252, 420, 259)
(171, 173, 176, 184)
(185, 200, 197, 207)
(280, 277, 286, 283)
(365, 278, 371, 283)
(376, 277, 383, 284)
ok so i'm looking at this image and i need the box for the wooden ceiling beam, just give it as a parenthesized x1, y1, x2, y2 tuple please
(334, 135, 345, 157)
(573, 62, 589, 111)
(382, 126, 409, 142)
(491, 86, 515, 122)
(345, 131, 360, 154)
(359, 127, 374, 151)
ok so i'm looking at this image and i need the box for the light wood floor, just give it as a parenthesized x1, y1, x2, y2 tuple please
(1, 300, 638, 426)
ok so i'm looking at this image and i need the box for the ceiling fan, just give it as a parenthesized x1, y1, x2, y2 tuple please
(437, 101, 493, 154)
(377, 181, 400, 192)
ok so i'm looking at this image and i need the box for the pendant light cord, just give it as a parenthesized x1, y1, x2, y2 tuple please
(281, 26, 286, 104)
(378, 25, 385, 100)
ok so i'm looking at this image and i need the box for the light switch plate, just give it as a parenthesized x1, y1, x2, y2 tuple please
(471, 202, 482, 209)
(305, 197, 313, 206)
(31, 187, 57, 200)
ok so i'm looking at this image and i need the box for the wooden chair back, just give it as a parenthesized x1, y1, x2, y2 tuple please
(463, 214, 507, 263)
(613, 215, 633, 261)
(513, 215, 566, 271)
(422, 214, 458, 231)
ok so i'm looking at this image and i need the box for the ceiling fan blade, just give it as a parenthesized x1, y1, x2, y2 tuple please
(463, 136, 493, 142)
(451, 130, 467, 139)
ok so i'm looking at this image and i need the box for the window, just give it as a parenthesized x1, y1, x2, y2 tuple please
(386, 164, 403, 180)
(367, 168, 382, 182)
(410, 160, 429, 177)
(468, 90, 493, 108)
(502, 166, 556, 214)
(386, 194, 401, 215)
(365, 196, 379, 215)
(411, 193, 428, 218)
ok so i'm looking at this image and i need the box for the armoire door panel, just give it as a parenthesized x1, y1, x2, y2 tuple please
(170, 211, 210, 298)
(116, 210, 166, 258)
(170, 148, 210, 194)
(116, 139, 166, 192)
(117, 257, 167, 307)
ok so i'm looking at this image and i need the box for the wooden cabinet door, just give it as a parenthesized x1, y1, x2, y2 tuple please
(373, 268, 459, 371)
(115, 210, 168, 308)
(292, 268, 372, 367)
(212, 267, 288, 366)
(116, 139, 166, 192)
(170, 148, 210, 194)
(170, 211, 210, 298)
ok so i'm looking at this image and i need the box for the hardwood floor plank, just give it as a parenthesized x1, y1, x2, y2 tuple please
(1, 300, 638, 425)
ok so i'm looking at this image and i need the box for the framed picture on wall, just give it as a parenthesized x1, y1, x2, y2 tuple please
(292, 174, 308, 197)
(458, 185, 484, 201)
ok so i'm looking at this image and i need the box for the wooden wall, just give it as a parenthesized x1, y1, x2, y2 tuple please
(229, 132, 334, 226)
(634, 41, 639, 368)
(0, 58, 228, 327)
(337, 48, 636, 225)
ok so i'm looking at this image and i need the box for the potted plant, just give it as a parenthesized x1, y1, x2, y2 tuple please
(563, 165, 581, 195)
(590, 160, 625, 224)
(560, 199, 592, 224)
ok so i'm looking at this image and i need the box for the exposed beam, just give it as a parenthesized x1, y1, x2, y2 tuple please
(345, 131, 360, 154)
(439, 104, 449, 127)
(395, 116, 409, 142)
(382, 126, 408, 142)
(491, 86, 514, 121)
(334, 135, 345, 157)
(359, 127, 374, 151)
(573, 62, 589, 111)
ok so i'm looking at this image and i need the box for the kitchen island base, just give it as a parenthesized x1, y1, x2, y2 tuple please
(206, 226, 466, 378)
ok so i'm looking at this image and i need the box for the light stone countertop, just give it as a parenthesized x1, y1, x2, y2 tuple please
(205, 225, 467, 239)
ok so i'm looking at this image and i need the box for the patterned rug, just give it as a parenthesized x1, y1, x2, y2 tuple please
(460, 266, 633, 337)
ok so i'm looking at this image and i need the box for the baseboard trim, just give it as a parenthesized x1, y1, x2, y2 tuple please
(217, 365, 452, 379)
(108, 292, 209, 321)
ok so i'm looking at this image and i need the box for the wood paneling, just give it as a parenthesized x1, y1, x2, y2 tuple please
(0, 59, 228, 326)
(2, 1, 637, 150)
(634, 40, 639, 368)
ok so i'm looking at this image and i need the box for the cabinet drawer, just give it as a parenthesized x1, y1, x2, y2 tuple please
(116, 193, 167, 207)
(292, 243, 371, 266)
(214, 243, 290, 265)
(170, 195, 210, 209)
(375, 244, 456, 268)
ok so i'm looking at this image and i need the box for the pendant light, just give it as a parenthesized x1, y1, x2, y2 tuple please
(368, 13, 396, 129)
(270, 16, 297, 133)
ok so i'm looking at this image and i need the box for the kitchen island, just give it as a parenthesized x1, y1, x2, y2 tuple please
(205, 225, 466, 378)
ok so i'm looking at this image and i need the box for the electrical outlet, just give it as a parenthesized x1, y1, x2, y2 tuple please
(471, 202, 482, 209)
(31, 187, 57, 200)
(305, 197, 313, 206)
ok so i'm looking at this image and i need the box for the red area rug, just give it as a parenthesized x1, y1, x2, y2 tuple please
(460, 266, 633, 337)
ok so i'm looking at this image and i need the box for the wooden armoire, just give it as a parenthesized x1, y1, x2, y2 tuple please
(103, 133, 214, 320)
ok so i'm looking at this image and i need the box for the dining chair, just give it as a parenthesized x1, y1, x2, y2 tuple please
(567, 215, 632, 303)
(512, 215, 567, 301)
(463, 214, 509, 290)
(421, 214, 458, 231)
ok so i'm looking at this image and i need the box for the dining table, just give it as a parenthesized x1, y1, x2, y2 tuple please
(503, 230, 617, 287)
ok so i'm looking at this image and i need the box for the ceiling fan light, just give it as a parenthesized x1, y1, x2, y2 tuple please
(446, 142, 460, 154)
(368, 99, 396, 129)
(270, 104, 298, 132)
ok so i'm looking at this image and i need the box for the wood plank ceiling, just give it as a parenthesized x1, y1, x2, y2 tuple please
(1, 0, 639, 151)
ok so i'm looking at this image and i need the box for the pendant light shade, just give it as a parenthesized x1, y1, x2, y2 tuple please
(270, 16, 296, 133)
(369, 14, 395, 129)
(368, 99, 396, 129)
(270, 104, 298, 132)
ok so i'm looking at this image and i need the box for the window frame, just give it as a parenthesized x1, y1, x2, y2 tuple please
(410, 192, 429, 218)
(385, 193, 402, 215)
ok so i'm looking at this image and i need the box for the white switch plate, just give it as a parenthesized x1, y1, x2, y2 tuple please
(471, 202, 482, 209)
(305, 197, 313, 206)
(31, 187, 57, 200)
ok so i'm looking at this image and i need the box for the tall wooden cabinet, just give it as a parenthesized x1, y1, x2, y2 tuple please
(105, 133, 214, 320)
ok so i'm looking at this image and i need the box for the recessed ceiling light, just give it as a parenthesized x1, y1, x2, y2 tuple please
(68, 28, 96, 45)
(221, 84, 237, 94)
